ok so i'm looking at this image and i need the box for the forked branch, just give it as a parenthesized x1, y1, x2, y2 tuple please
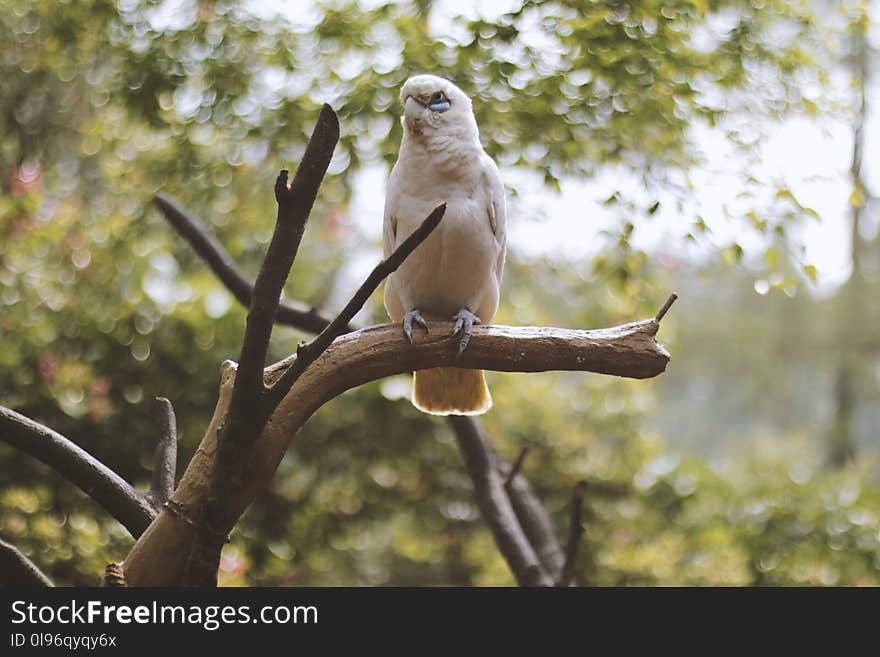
(122, 305, 673, 586)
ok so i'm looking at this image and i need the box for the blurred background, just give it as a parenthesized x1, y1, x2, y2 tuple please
(1, 0, 878, 586)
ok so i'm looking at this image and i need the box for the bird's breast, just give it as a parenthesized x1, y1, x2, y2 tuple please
(390, 192, 499, 320)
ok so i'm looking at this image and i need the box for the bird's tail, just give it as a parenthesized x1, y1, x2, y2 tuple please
(412, 368, 491, 416)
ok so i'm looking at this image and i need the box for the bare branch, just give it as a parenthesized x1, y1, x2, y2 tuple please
(123, 311, 672, 585)
(504, 472, 566, 577)
(556, 480, 587, 587)
(235, 104, 340, 404)
(266, 202, 446, 408)
(0, 537, 53, 587)
(147, 397, 177, 509)
(504, 447, 530, 489)
(449, 417, 552, 586)
(185, 106, 340, 586)
(655, 293, 678, 322)
(498, 444, 566, 578)
(0, 405, 155, 538)
(153, 194, 346, 334)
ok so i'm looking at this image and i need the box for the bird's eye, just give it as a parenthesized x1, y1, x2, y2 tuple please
(427, 90, 451, 113)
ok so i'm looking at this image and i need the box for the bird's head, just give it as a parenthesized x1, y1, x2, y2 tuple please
(399, 74, 478, 141)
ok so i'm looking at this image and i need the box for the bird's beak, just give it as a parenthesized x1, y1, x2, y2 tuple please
(404, 95, 425, 124)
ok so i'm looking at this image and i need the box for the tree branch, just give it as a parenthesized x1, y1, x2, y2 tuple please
(147, 397, 177, 509)
(185, 105, 340, 586)
(450, 417, 551, 586)
(504, 447, 530, 489)
(0, 405, 155, 538)
(153, 194, 347, 335)
(504, 467, 566, 578)
(236, 102, 340, 404)
(0, 537, 53, 587)
(655, 293, 678, 321)
(556, 480, 587, 587)
(122, 311, 673, 585)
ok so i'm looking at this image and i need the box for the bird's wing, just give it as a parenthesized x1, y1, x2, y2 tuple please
(481, 155, 507, 283)
(382, 165, 400, 259)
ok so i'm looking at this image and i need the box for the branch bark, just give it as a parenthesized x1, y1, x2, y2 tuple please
(0, 537, 53, 587)
(450, 417, 551, 586)
(122, 314, 671, 585)
(556, 480, 587, 587)
(0, 405, 155, 538)
(184, 106, 341, 585)
(504, 467, 567, 578)
(147, 397, 177, 510)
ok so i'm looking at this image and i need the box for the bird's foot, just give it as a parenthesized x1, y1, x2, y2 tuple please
(452, 308, 481, 356)
(402, 308, 428, 343)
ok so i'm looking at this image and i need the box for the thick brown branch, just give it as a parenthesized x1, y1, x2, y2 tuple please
(556, 480, 587, 587)
(147, 397, 177, 509)
(0, 406, 155, 538)
(0, 537, 53, 587)
(122, 313, 671, 585)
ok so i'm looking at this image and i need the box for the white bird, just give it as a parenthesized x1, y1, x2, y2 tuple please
(383, 74, 507, 415)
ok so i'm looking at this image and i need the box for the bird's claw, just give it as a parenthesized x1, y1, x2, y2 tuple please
(452, 308, 480, 355)
(402, 308, 428, 343)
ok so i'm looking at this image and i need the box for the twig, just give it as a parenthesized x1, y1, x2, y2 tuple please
(0, 537, 53, 587)
(503, 447, 530, 489)
(556, 480, 587, 587)
(655, 293, 678, 322)
(449, 416, 552, 586)
(0, 405, 155, 538)
(147, 397, 177, 509)
(265, 203, 446, 407)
